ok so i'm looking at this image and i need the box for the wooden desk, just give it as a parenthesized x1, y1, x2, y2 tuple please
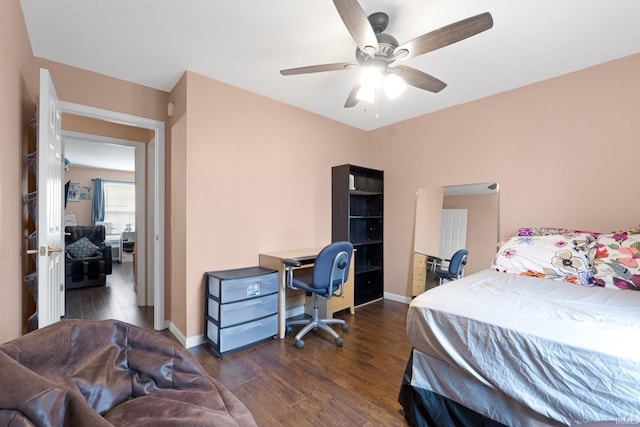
(412, 252, 441, 296)
(259, 247, 355, 339)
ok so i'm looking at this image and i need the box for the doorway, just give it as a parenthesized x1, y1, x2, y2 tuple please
(63, 131, 144, 322)
(60, 101, 165, 331)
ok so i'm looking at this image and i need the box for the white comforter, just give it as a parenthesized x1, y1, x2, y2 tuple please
(407, 269, 640, 425)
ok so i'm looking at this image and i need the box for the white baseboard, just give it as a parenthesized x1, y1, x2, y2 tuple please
(167, 321, 204, 348)
(166, 320, 187, 346)
(167, 321, 205, 349)
(167, 321, 186, 346)
(384, 292, 411, 305)
(185, 334, 204, 349)
(285, 306, 305, 319)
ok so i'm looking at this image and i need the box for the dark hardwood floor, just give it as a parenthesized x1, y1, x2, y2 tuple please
(65, 267, 413, 426)
(191, 300, 413, 427)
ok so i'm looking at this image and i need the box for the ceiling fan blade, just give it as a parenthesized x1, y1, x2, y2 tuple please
(344, 83, 361, 108)
(280, 63, 356, 76)
(393, 65, 447, 93)
(333, 0, 379, 57)
(393, 12, 493, 60)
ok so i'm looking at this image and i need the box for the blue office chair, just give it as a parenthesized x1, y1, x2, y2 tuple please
(434, 249, 468, 285)
(283, 241, 353, 349)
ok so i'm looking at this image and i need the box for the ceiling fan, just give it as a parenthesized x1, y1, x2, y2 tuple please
(280, 0, 493, 108)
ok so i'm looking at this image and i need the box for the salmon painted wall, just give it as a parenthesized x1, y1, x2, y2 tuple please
(63, 114, 155, 143)
(32, 58, 169, 122)
(167, 73, 187, 334)
(1, 0, 36, 341)
(64, 168, 136, 225)
(370, 53, 640, 299)
(178, 71, 369, 339)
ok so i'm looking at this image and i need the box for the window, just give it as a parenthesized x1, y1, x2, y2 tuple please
(103, 181, 135, 233)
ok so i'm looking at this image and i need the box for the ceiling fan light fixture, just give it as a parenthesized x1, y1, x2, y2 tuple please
(280, 2, 494, 111)
(383, 73, 407, 99)
(356, 84, 377, 103)
(359, 66, 384, 89)
(356, 66, 384, 103)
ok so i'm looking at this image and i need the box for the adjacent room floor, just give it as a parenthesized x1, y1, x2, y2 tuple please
(64, 265, 412, 426)
(64, 261, 153, 329)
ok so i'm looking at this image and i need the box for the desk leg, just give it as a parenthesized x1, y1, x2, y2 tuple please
(259, 255, 288, 339)
(277, 264, 286, 339)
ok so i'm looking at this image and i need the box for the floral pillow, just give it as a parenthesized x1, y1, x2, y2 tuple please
(493, 233, 597, 286)
(517, 227, 600, 237)
(608, 225, 640, 235)
(66, 237, 99, 259)
(592, 232, 640, 291)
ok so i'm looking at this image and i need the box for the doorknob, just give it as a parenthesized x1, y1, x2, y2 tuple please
(26, 247, 64, 256)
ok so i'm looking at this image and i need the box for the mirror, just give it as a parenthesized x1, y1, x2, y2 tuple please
(412, 182, 499, 295)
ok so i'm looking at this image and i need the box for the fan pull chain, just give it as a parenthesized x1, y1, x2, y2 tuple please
(362, 90, 381, 118)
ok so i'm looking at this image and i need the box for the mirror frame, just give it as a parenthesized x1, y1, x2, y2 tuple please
(412, 182, 499, 295)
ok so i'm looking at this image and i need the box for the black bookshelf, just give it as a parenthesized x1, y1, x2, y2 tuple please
(332, 164, 383, 306)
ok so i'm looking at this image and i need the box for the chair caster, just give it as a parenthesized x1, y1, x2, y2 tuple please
(335, 337, 343, 347)
(295, 339, 304, 349)
(286, 325, 292, 335)
(341, 323, 349, 332)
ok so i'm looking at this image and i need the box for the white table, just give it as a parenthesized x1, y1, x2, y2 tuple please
(106, 233, 121, 262)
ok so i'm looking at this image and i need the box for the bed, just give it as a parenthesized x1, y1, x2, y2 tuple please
(399, 229, 640, 426)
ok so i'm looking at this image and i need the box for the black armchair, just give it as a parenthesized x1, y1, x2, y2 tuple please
(65, 225, 112, 289)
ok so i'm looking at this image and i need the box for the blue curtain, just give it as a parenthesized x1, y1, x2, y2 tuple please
(91, 178, 105, 225)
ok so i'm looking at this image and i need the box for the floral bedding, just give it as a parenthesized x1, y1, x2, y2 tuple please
(516, 226, 600, 237)
(592, 232, 640, 290)
(493, 225, 640, 291)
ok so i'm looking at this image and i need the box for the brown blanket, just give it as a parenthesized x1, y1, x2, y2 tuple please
(0, 319, 257, 426)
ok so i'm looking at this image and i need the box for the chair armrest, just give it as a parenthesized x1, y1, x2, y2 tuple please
(427, 255, 444, 272)
(282, 259, 302, 290)
(100, 242, 113, 275)
(283, 258, 302, 268)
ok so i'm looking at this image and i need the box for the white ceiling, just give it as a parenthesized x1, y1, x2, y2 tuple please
(20, 0, 640, 131)
(64, 136, 135, 172)
(444, 182, 498, 196)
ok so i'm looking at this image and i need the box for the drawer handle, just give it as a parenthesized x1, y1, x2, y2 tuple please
(234, 318, 273, 333)
(241, 299, 263, 307)
(227, 294, 275, 308)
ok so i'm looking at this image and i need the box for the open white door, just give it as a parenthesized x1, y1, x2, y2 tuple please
(36, 68, 65, 328)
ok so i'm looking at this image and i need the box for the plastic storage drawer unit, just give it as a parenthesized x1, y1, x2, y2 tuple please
(205, 266, 277, 357)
